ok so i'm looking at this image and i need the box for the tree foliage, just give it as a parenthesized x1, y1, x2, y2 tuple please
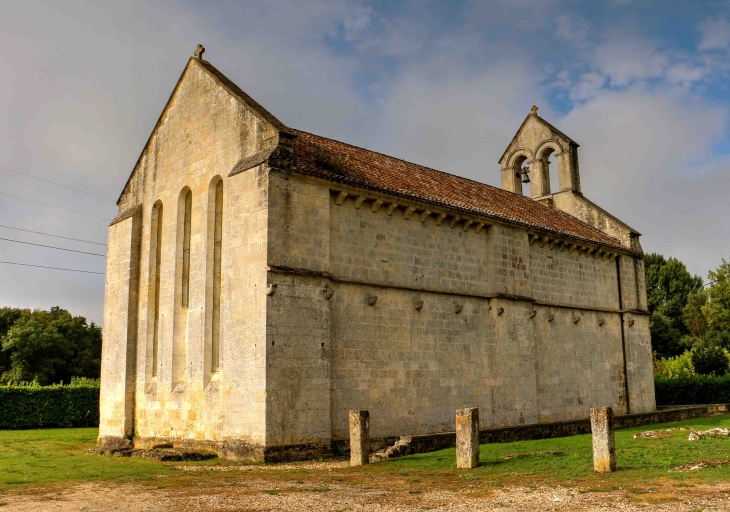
(0, 307, 101, 385)
(644, 253, 703, 357)
(704, 259, 730, 347)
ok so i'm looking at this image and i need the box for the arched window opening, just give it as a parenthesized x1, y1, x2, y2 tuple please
(539, 147, 559, 195)
(513, 155, 531, 197)
(181, 190, 192, 308)
(150, 201, 163, 378)
(210, 180, 223, 373)
(172, 188, 192, 385)
(548, 151, 558, 193)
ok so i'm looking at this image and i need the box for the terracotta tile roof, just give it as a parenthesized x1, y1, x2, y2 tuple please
(288, 128, 626, 251)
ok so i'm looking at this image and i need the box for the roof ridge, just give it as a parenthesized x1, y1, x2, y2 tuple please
(290, 128, 510, 196)
(290, 128, 627, 251)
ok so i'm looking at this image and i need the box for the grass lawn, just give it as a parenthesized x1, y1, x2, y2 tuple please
(0, 428, 178, 492)
(3, 414, 730, 495)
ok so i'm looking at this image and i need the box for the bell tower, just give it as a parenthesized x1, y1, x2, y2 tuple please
(498, 105, 581, 203)
(499, 106, 641, 251)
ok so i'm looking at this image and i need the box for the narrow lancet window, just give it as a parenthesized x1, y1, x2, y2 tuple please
(212, 180, 223, 372)
(181, 190, 192, 307)
(151, 202, 163, 377)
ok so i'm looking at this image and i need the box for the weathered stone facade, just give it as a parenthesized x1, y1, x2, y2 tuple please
(99, 52, 654, 461)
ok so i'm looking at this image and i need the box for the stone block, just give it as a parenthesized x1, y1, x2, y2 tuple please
(456, 407, 479, 469)
(590, 406, 616, 473)
(349, 410, 370, 466)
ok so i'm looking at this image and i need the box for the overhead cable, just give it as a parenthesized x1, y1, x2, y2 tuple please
(0, 224, 107, 246)
(0, 165, 116, 202)
(0, 192, 112, 221)
(0, 261, 104, 275)
(0, 237, 106, 257)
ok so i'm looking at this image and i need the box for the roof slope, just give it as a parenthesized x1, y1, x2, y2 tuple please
(289, 129, 626, 251)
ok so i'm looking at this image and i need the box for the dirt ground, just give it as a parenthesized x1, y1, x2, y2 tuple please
(3, 460, 730, 512)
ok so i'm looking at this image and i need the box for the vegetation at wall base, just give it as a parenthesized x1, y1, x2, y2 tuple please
(655, 374, 730, 406)
(0, 378, 99, 430)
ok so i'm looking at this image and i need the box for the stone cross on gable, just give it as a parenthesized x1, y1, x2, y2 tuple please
(194, 44, 205, 59)
(531, 105, 538, 115)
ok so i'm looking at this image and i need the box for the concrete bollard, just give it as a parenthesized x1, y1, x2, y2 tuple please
(349, 410, 370, 466)
(455, 407, 480, 469)
(590, 406, 616, 473)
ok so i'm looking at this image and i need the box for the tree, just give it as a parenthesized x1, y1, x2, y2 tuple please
(644, 253, 703, 357)
(0, 307, 101, 385)
(683, 290, 709, 344)
(691, 346, 729, 376)
(0, 308, 25, 379)
(703, 258, 730, 347)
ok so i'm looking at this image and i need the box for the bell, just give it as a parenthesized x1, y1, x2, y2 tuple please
(520, 170, 530, 184)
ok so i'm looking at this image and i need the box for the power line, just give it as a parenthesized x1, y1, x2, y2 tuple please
(0, 261, 104, 275)
(0, 165, 116, 202)
(0, 237, 106, 257)
(0, 224, 107, 246)
(0, 192, 112, 221)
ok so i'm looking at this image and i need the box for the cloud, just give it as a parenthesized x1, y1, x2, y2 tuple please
(373, 58, 545, 183)
(555, 13, 590, 42)
(665, 62, 707, 87)
(570, 72, 606, 101)
(698, 16, 730, 50)
(562, 86, 728, 277)
(593, 36, 668, 86)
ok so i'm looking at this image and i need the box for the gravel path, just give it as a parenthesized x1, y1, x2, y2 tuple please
(3, 479, 730, 511)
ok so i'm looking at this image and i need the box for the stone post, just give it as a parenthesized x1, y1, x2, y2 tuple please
(349, 410, 370, 466)
(590, 406, 616, 473)
(455, 407, 480, 469)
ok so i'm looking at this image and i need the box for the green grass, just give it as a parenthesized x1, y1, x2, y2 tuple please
(4, 415, 730, 495)
(368, 413, 730, 487)
(0, 428, 178, 492)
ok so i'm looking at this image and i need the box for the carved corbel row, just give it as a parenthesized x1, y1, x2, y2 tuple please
(331, 189, 491, 236)
(527, 232, 618, 262)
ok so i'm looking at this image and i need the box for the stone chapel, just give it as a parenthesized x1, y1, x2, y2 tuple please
(99, 48, 655, 460)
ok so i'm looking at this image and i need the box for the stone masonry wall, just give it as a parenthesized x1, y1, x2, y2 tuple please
(264, 172, 654, 446)
(99, 211, 141, 439)
(101, 58, 275, 456)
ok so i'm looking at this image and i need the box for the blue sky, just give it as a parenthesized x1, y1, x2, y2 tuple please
(1, 0, 729, 323)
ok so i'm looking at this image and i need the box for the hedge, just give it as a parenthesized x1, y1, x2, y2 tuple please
(0, 380, 99, 429)
(655, 374, 730, 407)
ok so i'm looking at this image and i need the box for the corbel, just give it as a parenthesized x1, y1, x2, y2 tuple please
(335, 191, 348, 206)
(371, 199, 383, 213)
(569, 244, 578, 254)
(450, 216, 461, 228)
(547, 313, 555, 322)
(529, 310, 537, 319)
(354, 196, 366, 209)
(497, 307, 505, 315)
(454, 303, 463, 314)
(608, 253, 617, 262)
(419, 210, 432, 223)
(462, 219, 473, 231)
(266, 284, 278, 296)
(572, 314, 580, 324)
(386, 202, 398, 216)
(627, 319, 635, 327)
(593, 249, 603, 259)
(403, 206, 416, 219)
(598, 317, 605, 326)
(539, 236, 550, 248)
(435, 213, 447, 226)
(528, 234, 538, 246)
(475, 222, 485, 234)
(366, 295, 377, 306)
(413, 299, 424, 311)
